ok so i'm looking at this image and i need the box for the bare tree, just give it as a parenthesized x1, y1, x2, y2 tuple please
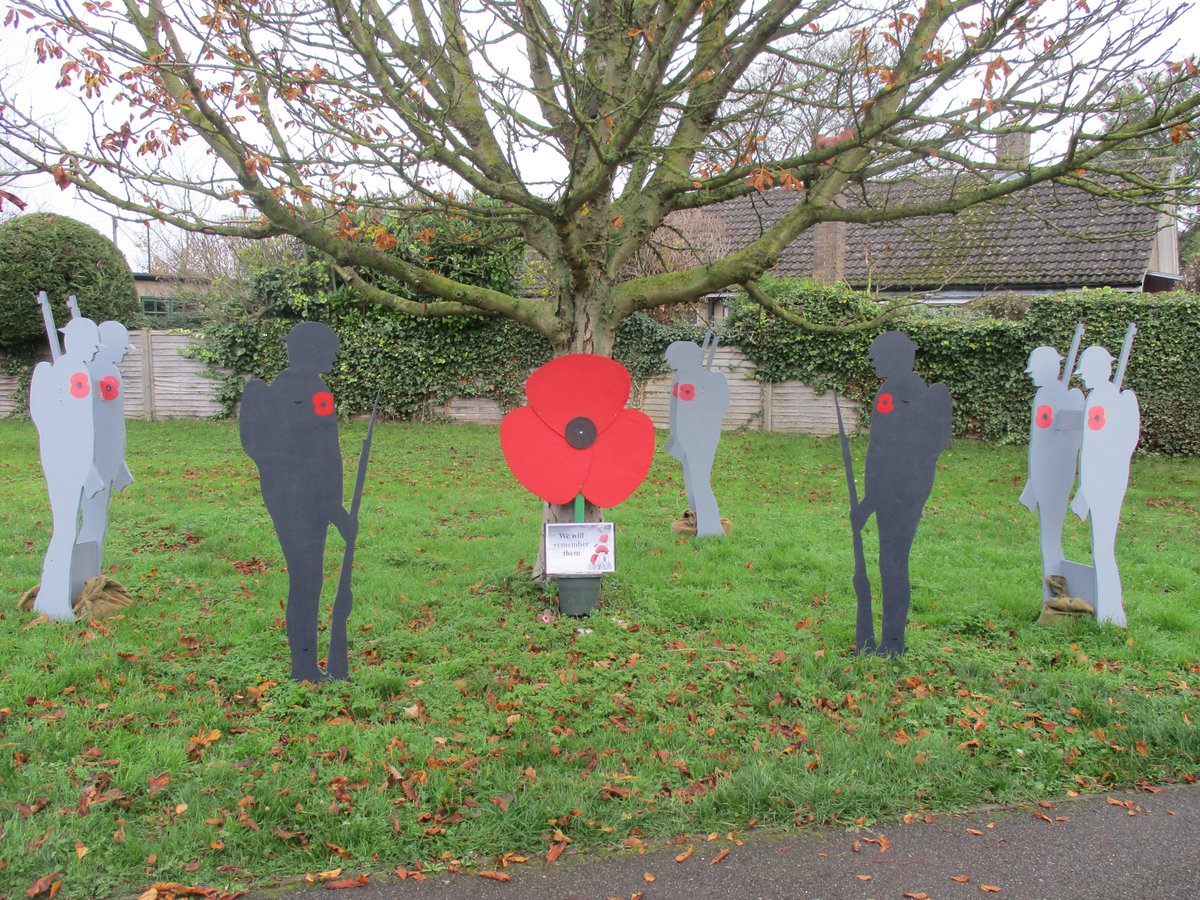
(0, 0, 1196, 354)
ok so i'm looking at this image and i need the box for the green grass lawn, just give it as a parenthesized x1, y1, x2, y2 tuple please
(1, 419, 1197, 897)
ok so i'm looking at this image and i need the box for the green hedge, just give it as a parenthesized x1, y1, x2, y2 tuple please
(195, 299, 703, 420)
(727, 281, 1200, 456)
(197, 260, 1198, 456)
(0, 213, 140, 352)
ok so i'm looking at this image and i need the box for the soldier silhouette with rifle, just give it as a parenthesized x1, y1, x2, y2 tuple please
(847, 331, 951, 656)
(74, 299, 135, 581)
(1019, 325, 1085, 607)
(240, 323, 360, 682)
(1071, 324, 1138, 628)
(664, 330, 729, 537)
(30, 292, 104, 620)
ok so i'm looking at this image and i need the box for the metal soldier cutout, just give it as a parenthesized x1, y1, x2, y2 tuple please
(849, 331, 952, 656)
(663, 335, 729, 537)
(76, 315, 135, 581)
(240, 323, 358, 682)
(1071, 325, 1139, 627)
(30, 293, 103, 620)
(1019, 325, 1085, 607)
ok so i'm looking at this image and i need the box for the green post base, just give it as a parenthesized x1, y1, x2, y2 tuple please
(557, 574, 601, 616)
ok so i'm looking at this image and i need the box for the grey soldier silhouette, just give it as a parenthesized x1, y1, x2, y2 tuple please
(76, 313, 135, 580)
(1070, 326, 1139, 628)
(240, 322, 356, 682)
(30, 295, 103, 620)
(663, 337, 729, 536)
(850, 331, 951, 656)
(1019, 326, 1085, 606)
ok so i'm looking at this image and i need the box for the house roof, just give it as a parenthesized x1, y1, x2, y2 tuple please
(710, 176, 1167, 293)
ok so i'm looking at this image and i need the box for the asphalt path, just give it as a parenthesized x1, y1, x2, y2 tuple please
(248, 783, 1199, 899)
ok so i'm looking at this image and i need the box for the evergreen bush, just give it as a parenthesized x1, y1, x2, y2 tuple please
(0, 213, 139, 352)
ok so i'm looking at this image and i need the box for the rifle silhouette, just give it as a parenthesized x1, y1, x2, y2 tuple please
(1114, 322, 1136, 391)
(326, 391, 380, 681)
(1062, 323, 1084, 387)
(835, 392, 875, 653)
(702, 325, 722, 370)
(38, 291, 62, 361)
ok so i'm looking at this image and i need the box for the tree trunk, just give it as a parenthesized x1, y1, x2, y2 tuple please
(552, 280, 621, 357)
(530, 287, 622, 579)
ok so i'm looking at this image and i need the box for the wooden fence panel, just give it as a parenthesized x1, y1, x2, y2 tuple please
(1, 330, 224, 420)
(3, 335, 855, 434)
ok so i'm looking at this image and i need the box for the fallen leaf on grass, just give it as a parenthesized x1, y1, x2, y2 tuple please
(324, 874, 369, 890)
(709, 848, 730, 865)
(74, 840, 89, 861)
(26, 873, 62, 898)
(148, 773, 171, 795)
(675, 846, 694, 863)
(18, 797, 50, 818)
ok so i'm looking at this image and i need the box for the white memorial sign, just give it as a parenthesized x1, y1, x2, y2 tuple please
(545, 522, 616, 575)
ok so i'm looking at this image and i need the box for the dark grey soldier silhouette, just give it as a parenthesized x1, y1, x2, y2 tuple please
(1019, 327, 1085, 607)
(30, 297, 103, 620)
(240, 322, 356, 682)
(75, 316, 135, 580)
(1070, 328, 1138, 628)
(850, 331, 952, 656)
(663, 338, 729, 536)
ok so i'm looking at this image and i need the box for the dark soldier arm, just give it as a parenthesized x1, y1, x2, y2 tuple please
(851, 492, 875, 532)
(332, 503, 358, 545)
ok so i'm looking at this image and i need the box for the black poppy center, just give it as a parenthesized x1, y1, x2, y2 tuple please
(565, 416, 598, 450)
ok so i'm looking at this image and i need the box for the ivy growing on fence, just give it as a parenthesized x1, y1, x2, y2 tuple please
(727, 280, 1200, 456)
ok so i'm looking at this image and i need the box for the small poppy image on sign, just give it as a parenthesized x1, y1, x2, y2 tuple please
(99, 375, 120, 400)
(1088, 406, 1107, 431)
(676, 383, 696, 401)
(875, 392, 894, 414)
(1035, 404, 1053, 428)
(312, 391, 335, 416)
(69, 372, 90, 399)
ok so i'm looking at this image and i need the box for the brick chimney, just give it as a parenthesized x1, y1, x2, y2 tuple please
(995, 131, 1031, 169)
(811, 219, 846, 283)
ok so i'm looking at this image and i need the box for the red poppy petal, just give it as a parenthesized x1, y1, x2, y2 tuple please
(524, 354, 631, 436)
(579, 408, 655, 507)
(501, 405, 591, 504)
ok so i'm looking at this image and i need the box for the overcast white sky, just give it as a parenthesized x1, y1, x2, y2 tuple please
(3, 0, 1197, 270)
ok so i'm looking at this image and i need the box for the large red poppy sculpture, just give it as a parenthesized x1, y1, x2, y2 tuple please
(501, 354, 655, 508)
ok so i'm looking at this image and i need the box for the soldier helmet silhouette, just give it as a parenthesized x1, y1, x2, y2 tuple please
(61, 317, 101, 356)
(1025, 346, 1063, 384)
(98, 321, 134, 362)
(666, 341, 704, 369)
(868, 330, 916, 377)
(284, 322, 341, 370)
(1076, 345, 1114, 387)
